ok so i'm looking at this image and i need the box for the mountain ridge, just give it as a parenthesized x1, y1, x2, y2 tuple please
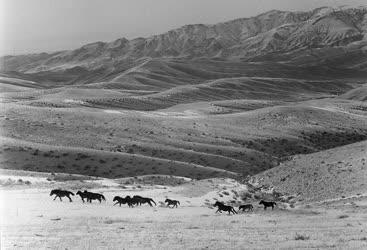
(2, 6, 367, 75)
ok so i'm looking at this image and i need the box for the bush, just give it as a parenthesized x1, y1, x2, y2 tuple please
(294, 233, 310, 240)
(338, 214, 349, 219)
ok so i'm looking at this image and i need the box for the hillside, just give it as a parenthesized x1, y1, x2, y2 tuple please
(256, 140, 367, 202)
(1, 97, 366, 179)
(340, 84, 367, 101)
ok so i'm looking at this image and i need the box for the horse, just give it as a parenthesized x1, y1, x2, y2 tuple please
(238, 204, 253, 212)
(259, 200, 276, 210)
(213, 201, 237, 215)
(76, 191, 91, 203)
(50, 189, 74, 202)
(113, 196, 134, 207)
(82, 190, 106, 203)
(165, 198, 180, 208)
(132, 195, 156, 206)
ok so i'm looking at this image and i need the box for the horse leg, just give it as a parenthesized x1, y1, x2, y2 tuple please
(53, 196, 57, 201)
(67, 195, 72, 202)
(59, 196, 62, 201)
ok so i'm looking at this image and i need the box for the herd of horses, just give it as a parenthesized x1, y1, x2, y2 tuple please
(50, 189, 277, 213)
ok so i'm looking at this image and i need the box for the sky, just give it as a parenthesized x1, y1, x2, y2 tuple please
(0, 0, 365, 56)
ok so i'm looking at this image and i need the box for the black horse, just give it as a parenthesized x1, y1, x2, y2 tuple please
(259, 200, 276, 210)
(50, 189, 74, 202)
(238, 204, 253, 212)
(213, 201, 237, 215)
(113, 196, 134, 207)
(80, 190, 106, 203)
(132, 195, 156, 206)
(165, 198, 180, 208)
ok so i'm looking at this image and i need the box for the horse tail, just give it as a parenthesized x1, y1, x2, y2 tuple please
(150, 198, 156, 206)
(101, 195, 106, 201)
(68, 191, 75, 196)
(177, 201, 180, 205)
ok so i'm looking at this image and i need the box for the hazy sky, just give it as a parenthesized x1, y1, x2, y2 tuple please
(0, 0, 365, 56)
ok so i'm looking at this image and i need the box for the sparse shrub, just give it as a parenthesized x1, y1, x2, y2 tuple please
(338, 214, 349, 219)
(240, 191, 252, 201)
(295, 233, 310, 241)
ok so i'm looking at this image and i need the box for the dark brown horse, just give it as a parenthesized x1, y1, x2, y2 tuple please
(132, 195, 156, 206)
(165, 198, 180, 208)
(50, 189, 74, 202)
(238, 204, 253, 212)
(113, 196, 134, 207)
(76, 191, 91, 203)
(259, 200, 276, 210)
(80, 190, 106, 203)
(213, 201, 237, 215)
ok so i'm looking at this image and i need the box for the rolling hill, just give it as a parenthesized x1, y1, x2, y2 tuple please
(1, 6, 366, 190)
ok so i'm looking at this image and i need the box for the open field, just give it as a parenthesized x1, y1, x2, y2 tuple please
(1, 176, 367, 250)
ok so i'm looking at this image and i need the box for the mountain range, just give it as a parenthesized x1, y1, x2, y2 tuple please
(1, 6, 367, 86)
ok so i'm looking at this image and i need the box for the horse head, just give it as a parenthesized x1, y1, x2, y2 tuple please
(214, 201, 222, 207)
